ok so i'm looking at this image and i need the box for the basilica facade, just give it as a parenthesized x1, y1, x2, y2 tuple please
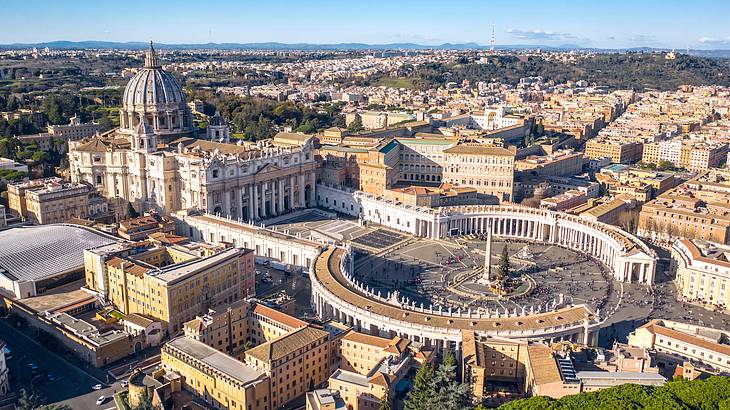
(69, 43, 317, 219)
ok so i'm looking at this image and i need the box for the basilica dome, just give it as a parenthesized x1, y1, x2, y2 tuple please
(118, 42, 193, 139)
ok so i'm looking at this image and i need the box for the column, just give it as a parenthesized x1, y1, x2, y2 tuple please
(298, 174, 305, 208)
(260, 182, 268, 218)
(252, 183, 259, 220)
(278, 178, 284, 214)
(235, 187, 242, 220)
(223, 189, 231, 217)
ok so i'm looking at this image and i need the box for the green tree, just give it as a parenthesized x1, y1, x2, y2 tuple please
(347, 116, 363, 133)
(132, 392, 157, 410)
(497, 246, 510, 281)
(405, 362, 434, 410)
(428, 351, 472, 410)
(17, 389, 37, 410)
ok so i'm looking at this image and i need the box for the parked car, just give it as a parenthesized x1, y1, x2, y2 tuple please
(96, 396, 106, 405)
(92, 384, 103, 390)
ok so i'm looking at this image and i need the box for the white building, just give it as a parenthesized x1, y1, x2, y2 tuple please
(69, 43, 318, 218)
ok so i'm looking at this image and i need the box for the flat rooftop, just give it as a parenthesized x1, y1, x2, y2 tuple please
(167, 336, 265, 386)
(0, 224, 118, 283)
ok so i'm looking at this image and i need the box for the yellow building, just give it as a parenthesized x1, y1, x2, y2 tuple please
(162, 336, 270, 410)
(462, 331, 528, 404)
(105, 245, 255, 334)
(245, 325, 332, 409)
(672, 239, 730, 309)
(585, 139, 643, 164)
(327, 331, 414, 410)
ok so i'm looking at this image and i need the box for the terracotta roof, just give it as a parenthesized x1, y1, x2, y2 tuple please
(442, 145, 515, 156)
(527, 345, 562, 385)
(184, 318, 203, 333)
(245, 325, 329, 363)
(384, 337, 410, 354)
(125, 313, 155, 328)
(148, 232, 189, 245)
(106, 257, 149, 278)
(644, 321, 730, 357)
(342, 331, 391, 349)
(252, 304, 307, 330)
(74, 137, 110, 152)
(119, 215, 160, 230)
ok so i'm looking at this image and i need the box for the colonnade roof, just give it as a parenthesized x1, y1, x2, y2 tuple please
(314, 247, 597, 335)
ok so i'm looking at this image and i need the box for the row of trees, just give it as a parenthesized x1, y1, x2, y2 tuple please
(499, 375, 730, 409)
(366, 53, 730, 91)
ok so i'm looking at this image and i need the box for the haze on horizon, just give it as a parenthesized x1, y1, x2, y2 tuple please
(4, 0, 730, 50)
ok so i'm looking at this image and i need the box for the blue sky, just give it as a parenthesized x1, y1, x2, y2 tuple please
(4, 0, 729, 49)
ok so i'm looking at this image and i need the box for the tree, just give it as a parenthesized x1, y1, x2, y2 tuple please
(378, 390, 392, 410)
(428, 351, 472, 410)
(347, 116, 363, 133)
(132, 392, 157, 410)
(17, 389, 37, 410)
(404, 362, 434, 410)
(497, 246, 511, 281)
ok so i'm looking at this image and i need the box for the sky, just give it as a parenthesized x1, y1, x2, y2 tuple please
(3, 0, 730, 49)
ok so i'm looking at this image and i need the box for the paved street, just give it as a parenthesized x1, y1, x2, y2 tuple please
(0, 320, 117, 407)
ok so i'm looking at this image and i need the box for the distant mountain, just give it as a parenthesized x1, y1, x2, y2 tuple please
(2, 40, 730, 57)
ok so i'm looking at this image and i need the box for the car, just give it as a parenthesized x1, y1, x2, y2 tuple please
(120, 380, 128, 388)
(47, 373, 55, 382)
(92, 384, 103, 390)
(96, 396, 106, 405)
(27, 363, 38, 370)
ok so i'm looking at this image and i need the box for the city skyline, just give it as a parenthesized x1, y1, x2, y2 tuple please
(4, 0, 730, 50)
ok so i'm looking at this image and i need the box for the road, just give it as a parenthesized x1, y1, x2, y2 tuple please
(0, 320, 122, 409)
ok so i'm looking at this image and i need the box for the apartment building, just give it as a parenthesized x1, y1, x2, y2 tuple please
(585, 139, 643, 164)
(672, 239, 730, 309)
(638, 170, 730, 244)
(628, 319, 730, 373)
(642, 138, 728, 172)
(327, 331, 416, 410)
(7, 178, 92, 224)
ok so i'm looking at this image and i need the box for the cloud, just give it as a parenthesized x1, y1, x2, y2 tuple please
(698, 36, 730, 46)
(506, 28, 577, 42)
(628, 34, 657, 44)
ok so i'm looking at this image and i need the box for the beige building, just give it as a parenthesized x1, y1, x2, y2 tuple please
(462, 331, 528, 404)
(638, 170, 730, 244)
(442, 144, 516, 201)
(628, 319, 730, 373)
(245, 325, 332, 409)
(327, 331, 417, 410)
(585, 139, 643, 164)
(97, 243, 255, 334)
(162, 336, 271, 410)
(516, 150, 585, 178)
(672, 239, 730, 309)
(7, 178, 92, 224)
